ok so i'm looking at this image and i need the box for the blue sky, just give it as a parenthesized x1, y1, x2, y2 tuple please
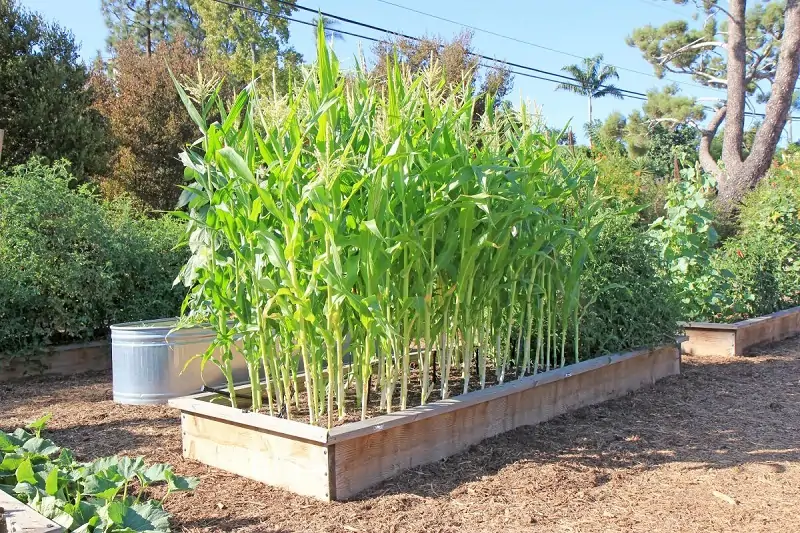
(22, 0, 752, 137)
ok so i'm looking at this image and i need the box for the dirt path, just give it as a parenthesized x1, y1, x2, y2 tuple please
(2, 338, 799, 533)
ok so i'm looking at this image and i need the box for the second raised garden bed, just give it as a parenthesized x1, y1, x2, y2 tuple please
(169, 340, 682, 501)
(681, 305, 800, 356)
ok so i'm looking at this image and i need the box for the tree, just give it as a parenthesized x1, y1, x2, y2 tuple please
(103, 0, 302, 91)
(646, 123, 700, 178)
(642, 83, 706, 126)
(102, 0, 199, 56)
(556, 54, 624, 133)
(628, 0, 800, 212)
(191, 0, 302, 90)
(597, 111, 627, 150)
(92, 40, 205, 211)
(371, 31, 513, 118)
(0, 0, 110, 177)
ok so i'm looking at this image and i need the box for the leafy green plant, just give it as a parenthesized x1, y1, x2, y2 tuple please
(709, 152, 800, 319)
(648, 161, 733, 321)
(0, 415, 197, 532)
(174, 25, 629, 426)
(0, 159, 187, 366)
(580, 212, 681, 357)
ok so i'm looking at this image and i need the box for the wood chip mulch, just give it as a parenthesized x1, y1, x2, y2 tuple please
(2, 337, 799, 533)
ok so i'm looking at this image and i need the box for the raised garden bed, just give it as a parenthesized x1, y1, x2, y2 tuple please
(169, 340, 682, 501)
(0, 341, 110, 383)
(0, 487, 63, 533)
(681, 305, 800, 357)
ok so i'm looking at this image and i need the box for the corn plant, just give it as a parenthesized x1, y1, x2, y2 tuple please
(174, 24, 610, 427)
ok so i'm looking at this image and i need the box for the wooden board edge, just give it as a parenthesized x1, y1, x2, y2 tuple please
(180, 411, 332, 500)
(0, 342, 111, 382)
(169, 399, 329, 444)
(328, 341, 679, 444)
(0, 488, 63, 533)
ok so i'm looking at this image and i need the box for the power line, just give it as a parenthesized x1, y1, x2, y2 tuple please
(208, 0, 800, 121)
(211, 0, 649, 99)
(258, 0, 650, 98)
(372, 0, 716, 93)
(632, 0, 687, 17)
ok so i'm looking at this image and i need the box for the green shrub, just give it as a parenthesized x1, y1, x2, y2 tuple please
(579, 212, 681, 358)
(648, 163, 733, 321)
(0, 159, 186, 363)
(710, 153, 800, 319)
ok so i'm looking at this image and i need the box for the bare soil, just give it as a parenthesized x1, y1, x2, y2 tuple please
(2, 337, 799, 533)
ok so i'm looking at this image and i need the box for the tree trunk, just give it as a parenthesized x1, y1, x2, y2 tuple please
(721, 0, 747, 171)
(145, 0, 152, 57)
(587, 97, 593, 148)
(699, 106, 726, 180)
(717, 0, 800, 212)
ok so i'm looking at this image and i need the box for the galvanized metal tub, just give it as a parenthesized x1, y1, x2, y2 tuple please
(110, 318, 249, 405)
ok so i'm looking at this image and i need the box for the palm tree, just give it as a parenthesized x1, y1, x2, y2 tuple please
(556, 54, 624, 133)
(312, 15, 345, 47)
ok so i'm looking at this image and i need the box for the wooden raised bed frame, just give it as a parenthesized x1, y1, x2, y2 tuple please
(1, 488, 63, 533)
(0, 340, 110, 383)
(681, 305, 800, 357)
(169, 340, 682, 501)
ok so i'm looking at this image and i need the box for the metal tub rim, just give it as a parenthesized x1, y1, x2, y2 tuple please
(111, 317, 221, 345)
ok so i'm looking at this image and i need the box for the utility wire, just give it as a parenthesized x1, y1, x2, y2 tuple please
(208, 0, 800, 121)
(263, 0, 649, 98)
(210, 0, 630, 97)
(372, 0, 715, 92)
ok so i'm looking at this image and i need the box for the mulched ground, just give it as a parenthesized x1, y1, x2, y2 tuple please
(2, 337, 799, 533)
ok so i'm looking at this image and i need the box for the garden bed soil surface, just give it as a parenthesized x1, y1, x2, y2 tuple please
(3, 338, 800, 533)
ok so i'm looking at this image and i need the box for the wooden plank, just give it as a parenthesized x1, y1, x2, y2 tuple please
(328, 342, 681, 444)
(181, 412, 332, 500)
(331, 344, 679, 500)
(0, 341, 110, 382)
(0, 488, 63, 533)
(678, 321, 739, 330)
(736, 306, 800, 355)
(682, 307, 800, 357)
(681, 327, 736, 357)
(169, 396, 329, 444)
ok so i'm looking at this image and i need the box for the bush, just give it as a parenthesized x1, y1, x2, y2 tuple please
(648, 163, 733, 321)
(0, 159, 186, 363)
(592, 149, 667, 224)
(579, 212, 681, 358)
(710, 153, 800, 319)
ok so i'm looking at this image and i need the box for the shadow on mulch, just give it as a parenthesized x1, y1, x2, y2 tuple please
(43, 416, 180, 458)
(2, 339, 800, 532)
(354, 347, 799, 501)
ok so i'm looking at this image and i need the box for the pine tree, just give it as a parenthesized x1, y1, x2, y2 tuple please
(101, 0, 199, 56)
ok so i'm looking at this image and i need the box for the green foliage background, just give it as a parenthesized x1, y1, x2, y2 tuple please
(0, 160, 187, 364)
